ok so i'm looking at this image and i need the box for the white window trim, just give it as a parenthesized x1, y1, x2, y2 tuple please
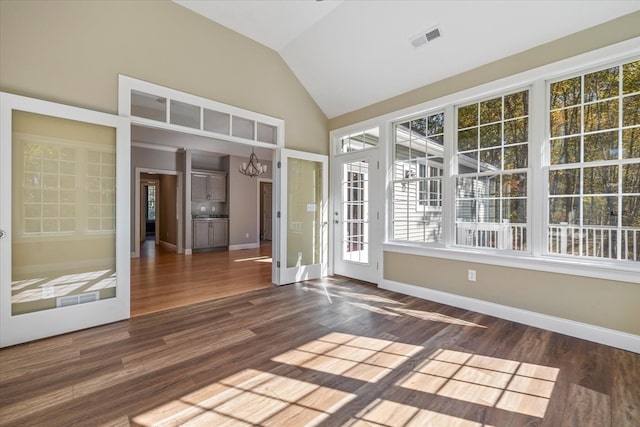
(331, 37, 640, 284)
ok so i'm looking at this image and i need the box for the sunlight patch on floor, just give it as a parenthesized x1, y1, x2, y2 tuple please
(397, 348, 559, 418)
(132, 368, 356, 426)
(273, 332, 423, 383)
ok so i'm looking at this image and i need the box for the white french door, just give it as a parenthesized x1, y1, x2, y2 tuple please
(333, 149, 380, 283)
(0, 93, 130, 347)
(275, 149, 328, 285)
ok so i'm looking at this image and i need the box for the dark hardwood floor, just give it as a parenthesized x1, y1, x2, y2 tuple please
(131, 241, 273, 316)
(1, 277, 638, 426)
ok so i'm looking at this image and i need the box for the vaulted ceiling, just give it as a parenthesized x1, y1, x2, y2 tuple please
(174, 0, 639, 119)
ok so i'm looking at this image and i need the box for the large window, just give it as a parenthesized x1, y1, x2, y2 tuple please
(393, 112, 444, 243)
(455, 90, 529, 251)
(339, 128, 379, 153)
(547, 60, 639, 261)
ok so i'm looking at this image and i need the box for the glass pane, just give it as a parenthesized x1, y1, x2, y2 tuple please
(480, 97, 501, 124)
(623, 60, 640, 94)
(622, 196, 640, 226)
(232, 116, 255, 139)
(550, 76, 581, 109)
(504, 90, 529, 119)
(549, 169, 580, 195)
(170, 100, 201, 129)
(458, 128, 477, 152)
(583, 165, 618, 194)
(342, 160, 369, 263)
(503, 144, 528, 169)
(340, 128, 379, 153)
(480, 148, 501, 169)
(12, 111, 116, 315)
(504, 118, 528, 145)
(502, 173, 527, 197)
(131, 90, 166, 122)
(550, 107, 581, 137)
(622, 128, 640, 159)
(458, 104, 478, 128)
(584, 66, 619, 102)
(256, 122, 276, 144)
(584, 131, 618, 162)
(623, 94, 640, 127)
(583, 196, 617, 225)
(584, 99, 618, 132)
(479, 123, 501, 149)
(549, 197, 580, 224)
(203, 109, 230, 134)
(622, 164, 640, 193)
(287, 158, 322, 268)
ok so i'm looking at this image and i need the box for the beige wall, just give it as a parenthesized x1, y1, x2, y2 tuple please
(228, 155, 272, 246)
(332, 12, 640, 337)
(385, 253, 640, 336)
(0, 0, 328, 154)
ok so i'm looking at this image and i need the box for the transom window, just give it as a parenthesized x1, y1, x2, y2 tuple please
(455, 90, 529, 251)
(339, 128, 379, 153)
(547, 59, 639, 261)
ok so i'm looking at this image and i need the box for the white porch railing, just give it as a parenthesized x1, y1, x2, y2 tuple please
(456, 221, 526, 251)
(548, 224, 640, 261)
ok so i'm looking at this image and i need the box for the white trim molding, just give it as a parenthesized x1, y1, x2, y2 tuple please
(382, 279, 640, 354)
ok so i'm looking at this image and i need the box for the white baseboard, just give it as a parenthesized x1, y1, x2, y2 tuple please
(159, 240, 176, 251)
(229, 243, 260, 251)
(381, 279, 640, 354)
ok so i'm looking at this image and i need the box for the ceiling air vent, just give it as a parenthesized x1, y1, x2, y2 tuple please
(410, 25, 442, 48)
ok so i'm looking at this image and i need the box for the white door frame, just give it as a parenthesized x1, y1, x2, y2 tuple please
(133, 168, 183, 258)
(331, 148, 381, 284)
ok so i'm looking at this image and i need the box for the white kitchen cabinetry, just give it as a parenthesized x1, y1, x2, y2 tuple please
(193, 219, 228, 249)
(191, 171, 226, 202)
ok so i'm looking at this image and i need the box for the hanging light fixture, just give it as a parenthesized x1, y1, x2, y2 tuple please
(239, 148, 267, 178)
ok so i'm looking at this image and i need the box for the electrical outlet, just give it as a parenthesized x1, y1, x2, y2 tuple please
(200, 206, 206, 212)
(211, 206, 216, 212)
(468, 269, 476, 282)
(245, 233, 249, 239)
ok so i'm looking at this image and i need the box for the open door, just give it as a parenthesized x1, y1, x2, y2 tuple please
(0, 93, 130, 347)
(275, 149, 328, 285)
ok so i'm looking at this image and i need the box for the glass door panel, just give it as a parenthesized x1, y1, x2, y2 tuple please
(333, 149, 380, 283)
(1, 93, 129, 347)
(277, 149, 327, 285)
(12, 111, 117, 315)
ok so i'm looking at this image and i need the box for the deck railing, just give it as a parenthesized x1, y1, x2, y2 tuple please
(548, 224, 639, 261)
(455, 222, 639, 261)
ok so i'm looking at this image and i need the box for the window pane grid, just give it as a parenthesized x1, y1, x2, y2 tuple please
(455, 89, 529, 251)
(392, 112, 444, 244)
(547, 59, 639, 261)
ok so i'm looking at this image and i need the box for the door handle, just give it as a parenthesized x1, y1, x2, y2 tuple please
(0, 229, 5, 239)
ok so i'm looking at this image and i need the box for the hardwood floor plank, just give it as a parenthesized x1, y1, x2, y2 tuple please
(560, 383, 611, 427)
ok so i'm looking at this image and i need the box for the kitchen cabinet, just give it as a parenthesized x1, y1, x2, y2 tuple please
(193, 219, 228, 249)
(191, 171, 226, 202)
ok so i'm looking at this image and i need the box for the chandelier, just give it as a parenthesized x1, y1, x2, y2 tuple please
(239, 148, 267, 178)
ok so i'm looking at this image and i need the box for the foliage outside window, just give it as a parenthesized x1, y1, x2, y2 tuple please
(339, 128, 379, 153)
(393, 112, 445, 243)
(548, 60, 640, 261)
(455, 90, 529, 251)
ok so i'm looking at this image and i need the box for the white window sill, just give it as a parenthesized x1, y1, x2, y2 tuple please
(383, 242, 640, 284)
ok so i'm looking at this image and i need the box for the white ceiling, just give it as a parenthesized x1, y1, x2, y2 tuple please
(175, 0, 639, 119)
